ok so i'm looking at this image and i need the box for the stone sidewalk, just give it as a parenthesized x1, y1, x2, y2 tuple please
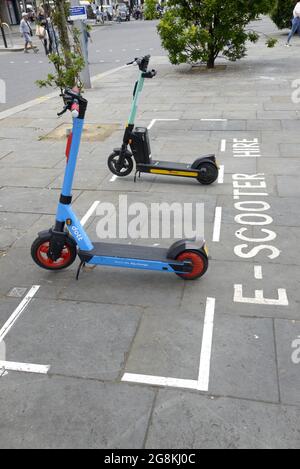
(0, 17, 300, 449)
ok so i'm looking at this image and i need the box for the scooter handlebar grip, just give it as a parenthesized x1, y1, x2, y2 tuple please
(71, 102, 80, 119)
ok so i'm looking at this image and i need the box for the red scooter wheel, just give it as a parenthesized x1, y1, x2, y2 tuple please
(31, 236, 77, 271)
(175, 250, 208, 280)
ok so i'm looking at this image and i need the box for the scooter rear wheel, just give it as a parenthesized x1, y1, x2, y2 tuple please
(175, 250, 208, 280)
(197, 162, 219, 185)
(31, 236, 77, 271)
(108, 152, 134, 177)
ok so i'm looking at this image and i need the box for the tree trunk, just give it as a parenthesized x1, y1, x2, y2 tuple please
(55, 0, 72, 69)
(207, 22, 215, 69)
(207, 47, 215, 69)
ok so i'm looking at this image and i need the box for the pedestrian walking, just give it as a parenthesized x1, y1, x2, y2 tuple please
(36, 7, 50, 55)
(286, 1, 300, 46)
(19, 12, 39, 54)
(95, 6, 104, 24)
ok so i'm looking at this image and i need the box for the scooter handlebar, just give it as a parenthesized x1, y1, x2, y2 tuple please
(58, 89, 81, 118)
(127, 55, 151, 73)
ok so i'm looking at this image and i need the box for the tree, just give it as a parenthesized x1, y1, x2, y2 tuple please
(271, 0, 295, 29)
(144, 0, 159, 20)
(37, 0, 85, 90)
(157, 0, 277, 69)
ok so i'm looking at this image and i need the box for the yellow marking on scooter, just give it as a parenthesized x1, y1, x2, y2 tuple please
(150, 169, 199, 177)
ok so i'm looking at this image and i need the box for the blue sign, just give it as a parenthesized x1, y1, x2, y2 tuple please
(69, 6, 87, 21)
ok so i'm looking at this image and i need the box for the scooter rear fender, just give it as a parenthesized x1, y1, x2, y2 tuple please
(191, 154, 216, 169)
(167, 238, 206, 259)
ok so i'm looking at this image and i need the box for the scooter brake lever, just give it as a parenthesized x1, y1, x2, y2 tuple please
(127, 59, 138, 66)
(57, 104, 69, 117)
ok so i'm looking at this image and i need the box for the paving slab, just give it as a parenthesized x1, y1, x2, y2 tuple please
(0, 187, 80, 215)
(209, 316, 279, 402)
(191, 120, 246, 132)
(124, 306, 205, 381)
(277, 176, 300, 197)
(0, 374, 155, 449)
(0, 213, 41, 249)
(146, 390, 300, 449)
(4, 299, 142, 381)
(280, 144, 300, 157)
(275, 319, 300, 406)
(258, 158, 300, 175)
(0, 167, 60, 189)
(246, 119, 282, 131)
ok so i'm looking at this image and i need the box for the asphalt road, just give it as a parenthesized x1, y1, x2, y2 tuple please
(0, 20, 165, 112)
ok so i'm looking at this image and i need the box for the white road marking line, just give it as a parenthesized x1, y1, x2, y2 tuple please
(110, 175, 118, 182)
(220, 139, 227, 152)
(0, 361, 50, 375)
(218, 165, 225, 184)
(122, 297, 216, 393)
(0, 286, 40, 342)
(254, 265, 263, 280)
(212, 207, 222, 242)
(115, 59, 120, 63)
(147, 118, 179, 130)
(80, 201, 100, 226)
(197, 297, 216, 392)
(122, 373, 199, 390)
(201, 118, 227, 122)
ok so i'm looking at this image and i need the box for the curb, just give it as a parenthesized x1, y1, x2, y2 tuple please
(0, 46, 24, 52)
(0, 64, 128, 122)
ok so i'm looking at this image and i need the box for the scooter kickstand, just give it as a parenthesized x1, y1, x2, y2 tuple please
(134, 170, 141, 183)
(76, 261, 85, 281)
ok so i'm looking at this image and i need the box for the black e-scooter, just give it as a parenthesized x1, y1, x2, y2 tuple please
(108, 55, 219, 185)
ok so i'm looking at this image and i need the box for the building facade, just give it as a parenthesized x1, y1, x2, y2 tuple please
(0, 0, 38, 25)
(0, 0, 20, 24)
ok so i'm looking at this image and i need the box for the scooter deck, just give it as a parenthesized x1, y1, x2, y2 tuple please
(137, 160, 199, 177)
(144, 161, 193, 170)
(79, 242, 171, 262)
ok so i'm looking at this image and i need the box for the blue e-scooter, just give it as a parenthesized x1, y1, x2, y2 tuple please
(31, 89, 209, 280)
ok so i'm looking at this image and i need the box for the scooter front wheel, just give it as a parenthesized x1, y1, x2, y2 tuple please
(175, 250, 208, 280)
(108, 152, 134, 177)
(31, 236, 77, 271)
(197, 162, 219, 185)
